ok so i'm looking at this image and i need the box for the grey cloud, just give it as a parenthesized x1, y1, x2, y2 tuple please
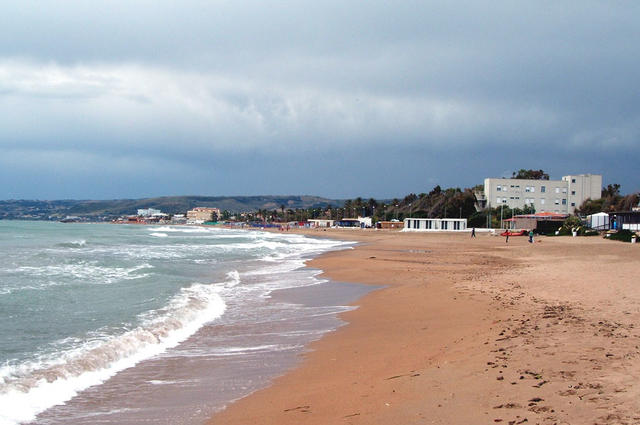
(0, 1, 639, 198)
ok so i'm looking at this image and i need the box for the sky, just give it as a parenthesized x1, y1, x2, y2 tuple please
(1, 1, 639, 200)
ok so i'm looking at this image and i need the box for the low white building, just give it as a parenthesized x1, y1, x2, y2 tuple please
(402, 218, 468, 232)
(587, 212, 609, 230)
(307, 219, 334, 228)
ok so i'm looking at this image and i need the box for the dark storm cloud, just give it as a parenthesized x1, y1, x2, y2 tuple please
(0, 1, 639, 198)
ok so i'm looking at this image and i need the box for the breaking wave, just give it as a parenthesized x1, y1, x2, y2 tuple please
(0, 280, 228, 425)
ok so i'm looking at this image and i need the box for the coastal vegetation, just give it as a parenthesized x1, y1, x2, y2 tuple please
(1, 169, 636, 228)
(577, 184, 639, 215)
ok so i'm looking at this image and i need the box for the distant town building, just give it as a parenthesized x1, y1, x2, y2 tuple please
(186, 207, 220, 224)
(171, 214, 187, 225)
(483, 174, 601, 214)
(137, 208, 162, 217)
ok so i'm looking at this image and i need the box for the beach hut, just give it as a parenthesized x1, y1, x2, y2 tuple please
(587, 212, 609, 230)
(402, 218, 467, 232)
(609, 211, 640, 231)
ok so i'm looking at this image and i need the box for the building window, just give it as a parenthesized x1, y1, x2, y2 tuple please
(572, 178, 576, 183)
(555, 188, 560, 193)
(541, 186, 546, 193)
(571, 191, 575, 195)
(562, 199, 567, 205)
(541, 199, 545, 205)
(453, 221, 460, 230)
(497, 186, 502, 191)
(562, 188, 567, 193)
(571, 202, 575, 207)
(441, 221, 448, 230)
(555, 199, 560, 205)
(426, 220, 432, 229)
(525, 186, 530, 192)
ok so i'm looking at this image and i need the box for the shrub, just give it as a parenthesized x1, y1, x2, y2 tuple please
(607, 230, 636, 242)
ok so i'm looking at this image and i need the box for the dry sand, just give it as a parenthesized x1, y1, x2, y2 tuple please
(208, 230, 640, 425)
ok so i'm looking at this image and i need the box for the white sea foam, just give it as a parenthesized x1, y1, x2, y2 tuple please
(0, 280, 228, 425)
(225, 270, 241, 288)
(153, 226, 211, 233)
(146, 379, 191, 386)
(13, 263, 153, 286)
(149, 232, 168, 238)
(56, 240, 87, 248)
(207, 344, 303, 357)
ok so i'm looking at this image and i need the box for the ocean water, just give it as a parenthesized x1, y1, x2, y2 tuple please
(0, 221, 365, 425)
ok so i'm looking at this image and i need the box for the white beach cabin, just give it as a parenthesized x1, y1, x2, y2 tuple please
(587, 212, 610, 230)
(402, 218, 468, 232)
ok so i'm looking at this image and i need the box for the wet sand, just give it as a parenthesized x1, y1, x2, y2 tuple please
(208, 230, 640, 425)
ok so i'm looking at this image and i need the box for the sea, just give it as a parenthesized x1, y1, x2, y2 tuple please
(0, 221, 370, 425)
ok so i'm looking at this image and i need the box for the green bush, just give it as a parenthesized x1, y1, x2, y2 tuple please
(607, 230, 636, 242)
(554, 216, 584, 236)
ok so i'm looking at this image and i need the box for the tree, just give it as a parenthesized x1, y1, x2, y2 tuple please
(602, 183, 621, 198)
(512, 169, 549, 180)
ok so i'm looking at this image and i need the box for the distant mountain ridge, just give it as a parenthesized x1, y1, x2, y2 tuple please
(0, 195, 343, 221)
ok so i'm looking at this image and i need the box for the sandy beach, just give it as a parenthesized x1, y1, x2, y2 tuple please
(208, 230, 640, 425)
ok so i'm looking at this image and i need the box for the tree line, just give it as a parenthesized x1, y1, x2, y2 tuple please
(221, 170, 637, 226)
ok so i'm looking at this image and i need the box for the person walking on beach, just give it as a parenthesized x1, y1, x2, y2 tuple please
(471, 228, 476, 238)
(505, 232, 509, 243)
(528, 230, 534, 243)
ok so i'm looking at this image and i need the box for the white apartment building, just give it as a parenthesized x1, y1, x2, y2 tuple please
(484, 174, 601, 214)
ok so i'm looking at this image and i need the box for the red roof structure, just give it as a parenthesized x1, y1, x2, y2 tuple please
(505, 212, 568, 221)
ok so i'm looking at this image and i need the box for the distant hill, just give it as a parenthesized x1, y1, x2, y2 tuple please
(0, 195, 343, 221)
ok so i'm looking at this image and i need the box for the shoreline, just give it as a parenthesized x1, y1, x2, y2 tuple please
(208, 230, 640, 424)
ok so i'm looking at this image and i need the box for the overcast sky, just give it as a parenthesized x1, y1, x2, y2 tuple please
(1, 1, 638, 200)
